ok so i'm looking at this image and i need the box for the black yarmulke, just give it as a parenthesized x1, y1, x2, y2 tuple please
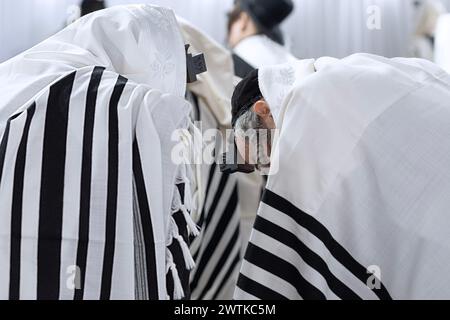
(231, 69, 262, 127)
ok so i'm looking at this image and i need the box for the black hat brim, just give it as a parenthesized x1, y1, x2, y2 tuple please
(245, 10, 285, 45)
(262, 26, 284, 46)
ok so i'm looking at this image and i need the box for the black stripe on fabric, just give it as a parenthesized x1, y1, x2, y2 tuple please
(192, 163, 225, 261)
(9, 103, 36, 300)
(198, 225, 240, 299)
(190, 184, 238, 292)
(211, 251, 241, 300)
(262, 189, 392, 300)
(193, 162, 216, 234)
(245, 242, 326, 300)
(74, 66, 105, 300)
(100, 75, 127, 300)
(237, 274, 288, 300)
(132, 139, 159, 300)
(190, 165, 217, 254)
(0, 113, 22, 186)
(253, 216, 362, 300)
(203, 171, 230, 229)
(167, 210, 191, 300)
(37, 72, 76, 300)
(205, 163, 217, 196)
(191, 92, 201, 122)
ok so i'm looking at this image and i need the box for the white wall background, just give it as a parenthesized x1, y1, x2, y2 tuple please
(1, 0, 450, 62)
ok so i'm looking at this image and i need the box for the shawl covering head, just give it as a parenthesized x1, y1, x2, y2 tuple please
(0, 5, 198, 300)
(236, 54, 450, 300)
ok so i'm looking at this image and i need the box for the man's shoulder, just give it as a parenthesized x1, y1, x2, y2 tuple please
(234, 35, 295, 68)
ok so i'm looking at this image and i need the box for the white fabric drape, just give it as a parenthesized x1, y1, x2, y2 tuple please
(236, 54, 450, 300)
(0, 0, 234, 62)
(3, 0, 450, 63)
(0, 4, 198, 300)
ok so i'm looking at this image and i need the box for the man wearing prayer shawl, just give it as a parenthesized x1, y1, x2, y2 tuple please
(231, 55, 450, 299)
(0, 5, 202, 300)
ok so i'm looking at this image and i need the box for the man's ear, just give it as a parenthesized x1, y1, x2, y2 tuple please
(253, 100, 270, 117)
(240, 12, 251, 30)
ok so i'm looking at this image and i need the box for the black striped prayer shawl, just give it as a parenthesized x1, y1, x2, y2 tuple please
(178, 17, 246, 300)
(189, 159, 241, 300)
(0, 66, 197, 300)
(0, 4, 204, 300)
(186, 92, 241, 300)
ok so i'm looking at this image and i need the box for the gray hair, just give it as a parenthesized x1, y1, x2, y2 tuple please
(234, 110, 271, 170)
(234, 109, 262, 134)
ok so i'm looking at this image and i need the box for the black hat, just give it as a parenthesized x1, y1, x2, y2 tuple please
(231, 69, 262, 127)
(237, 0, 294, 45)
(81, 0, 106, 16)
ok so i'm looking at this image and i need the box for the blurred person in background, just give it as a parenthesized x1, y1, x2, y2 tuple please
(411, 0, 446, 61)
(227, 0, 296, 78)
(66, 0, 106, 25)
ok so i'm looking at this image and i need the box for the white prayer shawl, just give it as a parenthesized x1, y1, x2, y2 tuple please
(233, 35, 297, 69)
(179, 19, 241, 300)
(180, 18, 234, 128)
(0, 5, 197, 300)
(235, 53, 450, 300)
